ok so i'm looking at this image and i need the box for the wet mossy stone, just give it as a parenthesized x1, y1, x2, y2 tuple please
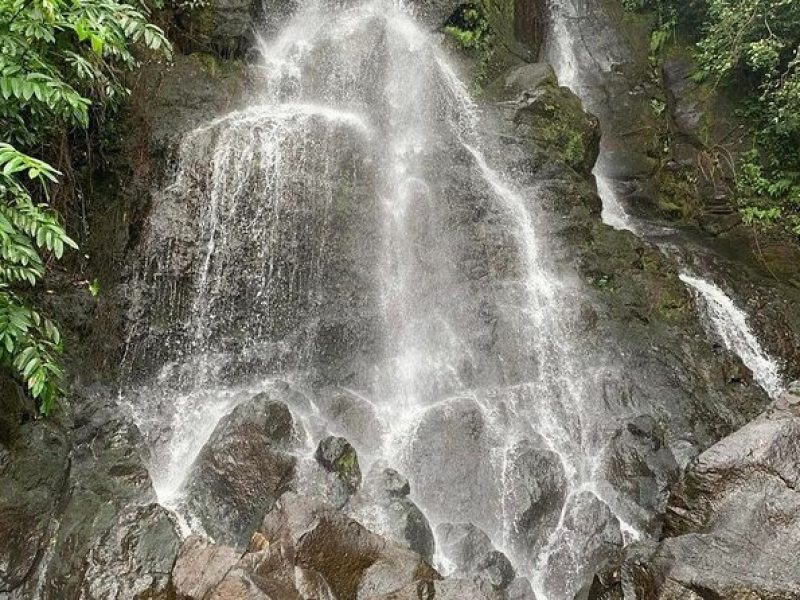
(315, 435, 362, 494)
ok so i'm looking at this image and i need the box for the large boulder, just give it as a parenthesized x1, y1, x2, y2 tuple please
(79, 503, 181, 599)
(260, 492, 439, 599)
(510, 81, 601, 175)
(182, 393, 297, 547)
(6, 392, 183, 600)
(348, 464, 435, 563)
(172, 535, 241, 600)
(591, 387, 800, 599)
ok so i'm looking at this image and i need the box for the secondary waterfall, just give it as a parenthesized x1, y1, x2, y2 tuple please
(544, 0, 784, 399)
(680, 273, 784, 398)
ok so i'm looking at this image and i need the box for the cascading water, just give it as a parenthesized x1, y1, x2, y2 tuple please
(544, 0, 785, 399)
(679, 273, 784, 398)
(120, 1, 657, 598)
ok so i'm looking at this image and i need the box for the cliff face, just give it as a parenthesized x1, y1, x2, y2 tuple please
(0, 1, 796, 599)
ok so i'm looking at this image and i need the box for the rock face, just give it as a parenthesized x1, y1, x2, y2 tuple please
(538, 492, 623, 599)
(348, 464, 435, 563)
(182, 393, 297, 547)
(435, 522, 516, 592)
(0, 389, 182, 600)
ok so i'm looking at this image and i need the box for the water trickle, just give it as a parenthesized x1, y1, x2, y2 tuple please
(680, 273, 784, 398)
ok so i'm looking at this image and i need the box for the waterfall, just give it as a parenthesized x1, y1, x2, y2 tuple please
(544, 0, 784, 399)
(116, 1, 669, 598)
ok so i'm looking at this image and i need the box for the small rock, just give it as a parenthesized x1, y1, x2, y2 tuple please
(315, 435, 362, 494)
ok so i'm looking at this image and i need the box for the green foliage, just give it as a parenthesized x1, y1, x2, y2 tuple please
(624, 0, 800, 235)
(0, 0, 171, 413)
(444, 7, 491, 51)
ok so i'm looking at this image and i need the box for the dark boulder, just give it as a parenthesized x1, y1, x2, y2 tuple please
(511, 82, 601, 175)
(182, 393, 297, 547)
(78, 503, 181, 599)
(600, 414, 679, 534)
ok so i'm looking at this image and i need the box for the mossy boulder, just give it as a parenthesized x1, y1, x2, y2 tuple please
(512, 81, 601, 175)
(315, 435, 362, 495)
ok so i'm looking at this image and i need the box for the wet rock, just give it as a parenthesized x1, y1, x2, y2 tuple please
(349, 464, 435, 563)
(405, 398, 500, 533)
(258, 492, 439, 599)
(80, 503, 181, 600)
(601, 415, 679, 533)
(504, 577, 537, 600)
(374, 578, 493, 599)
(33, 394, 179, 600)
(539, 492, 623, 600)
(315, 435, 362, 494)
(316, 389, 385, 453)
(621, 388, 800, 599)
(503, 439, 567, 558)
(173, 0, 288, 57)
(182, 393, 296, 547)
(435, 523, 515, 592)
(173, 535, 241, 600)
(0, 420, 70, 594)
(435, 522, 494, 576)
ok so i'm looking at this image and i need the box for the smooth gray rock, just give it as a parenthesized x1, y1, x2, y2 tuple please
(182, 394, 296, 547)
(405, 398, 500, 533)
(503, 439, 567, 559)
(435, 523, 515, 591)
